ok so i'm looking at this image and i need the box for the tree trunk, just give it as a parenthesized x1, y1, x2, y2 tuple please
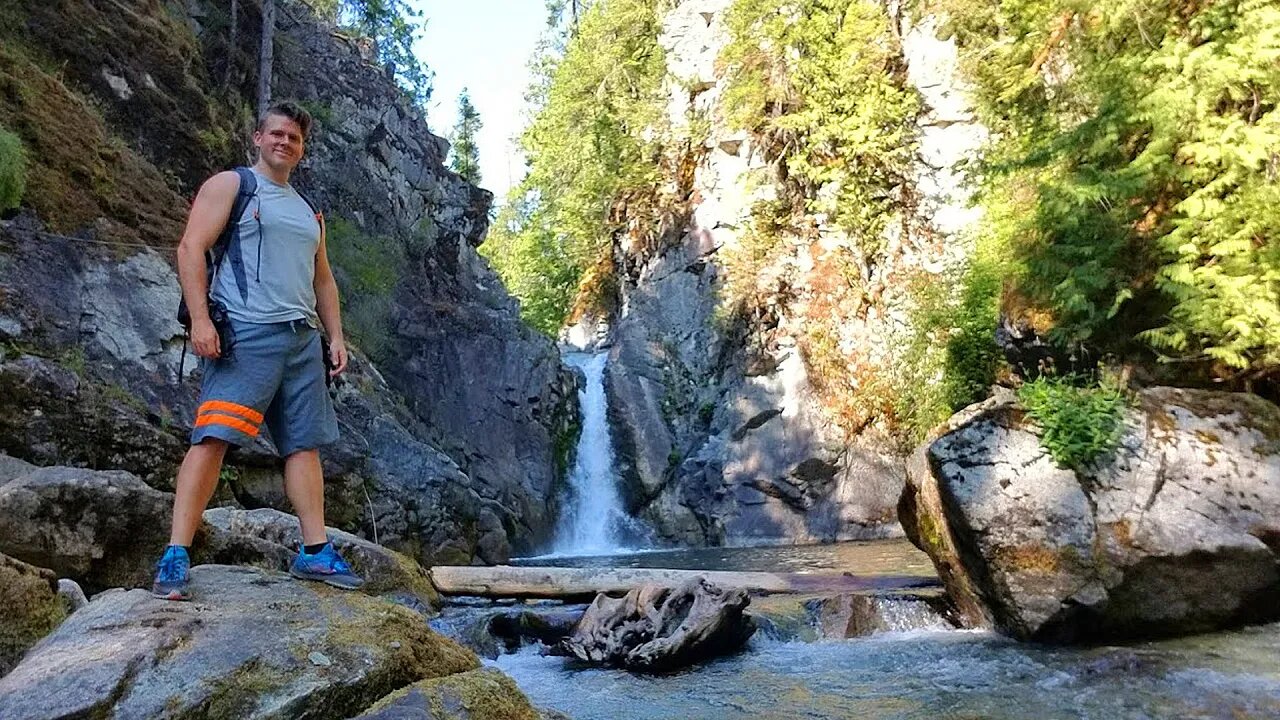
(224, 0, 238, 86)
(257, 0, 276, 117)
(428, 565, 938, 600)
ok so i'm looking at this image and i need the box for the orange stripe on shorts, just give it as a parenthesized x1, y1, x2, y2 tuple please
(195, 414, 261, 438)
(198, 400, 264, 425)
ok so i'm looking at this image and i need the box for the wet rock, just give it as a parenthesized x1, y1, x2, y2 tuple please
(558, 578, 755, 671)
(0, 565, 478, 719)
(0, 553, 65, 677)
(198, 507, 441, 612)
(353, 668, 542, 720)
(900, 387, 1280, 642)
(0, 465, 172, 593)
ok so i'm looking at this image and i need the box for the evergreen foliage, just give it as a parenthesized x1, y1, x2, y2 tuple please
(932, 0, 1280, 377)
(449, 89, 482, 185)
(482, 0, 668, 334)
(0, 127, 25, 212)
(720, 0, 919, 246)
(1017, 374, 1127, 471)
(306, 0, 433, 105)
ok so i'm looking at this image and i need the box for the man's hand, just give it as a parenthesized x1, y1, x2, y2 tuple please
(191, 318, 221, 359)
(328, 338, 348, 377)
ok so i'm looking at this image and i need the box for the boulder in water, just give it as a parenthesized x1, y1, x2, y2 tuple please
(0, 553, 66, 677)
(900, 387, 1280, 642)
(557, 577, 756, 671)
(0, 565, 478, 719)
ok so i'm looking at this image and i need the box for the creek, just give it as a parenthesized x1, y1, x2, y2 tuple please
(444, 352, 1280, 720)
(442, 540, 1280, 720)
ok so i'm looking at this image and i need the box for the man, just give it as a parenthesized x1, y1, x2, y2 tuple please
(153, 101, 363, 600)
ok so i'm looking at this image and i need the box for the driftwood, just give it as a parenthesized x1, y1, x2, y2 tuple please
(555, 578, 755, 671)
(429, 565, 938, 600)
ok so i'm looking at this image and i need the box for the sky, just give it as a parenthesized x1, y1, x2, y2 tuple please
(410, 1, 549, 200)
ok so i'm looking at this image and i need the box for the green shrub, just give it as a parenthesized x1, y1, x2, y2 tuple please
(0, 128, 26, 212)
(1017, 374, 1127, 472)
(325, 216, 405, 362)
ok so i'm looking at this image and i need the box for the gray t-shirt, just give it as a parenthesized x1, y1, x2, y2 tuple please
(211, 168, 321, 326)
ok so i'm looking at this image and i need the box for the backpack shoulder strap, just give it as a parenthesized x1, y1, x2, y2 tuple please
(209, 167, 257, 268)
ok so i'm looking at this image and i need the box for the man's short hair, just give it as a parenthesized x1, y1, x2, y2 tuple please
(257, 100, 313, 139)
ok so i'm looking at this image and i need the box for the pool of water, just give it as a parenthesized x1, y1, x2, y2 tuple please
(515, 537, 937, 578)
(492, 624, 1280, 720)
(480, 540, 1280, 719)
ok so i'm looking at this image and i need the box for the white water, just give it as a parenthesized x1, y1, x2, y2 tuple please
(549, 352, 647, 556)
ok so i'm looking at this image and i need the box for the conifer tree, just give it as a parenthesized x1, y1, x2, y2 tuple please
(450, 89, 483, 185)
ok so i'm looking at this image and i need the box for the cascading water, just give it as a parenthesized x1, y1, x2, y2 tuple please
(550, 352, 648, 555)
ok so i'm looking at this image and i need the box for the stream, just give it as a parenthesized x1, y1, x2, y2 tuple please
(443, 539, 1280, 720)
(455, 350, 1280, 719)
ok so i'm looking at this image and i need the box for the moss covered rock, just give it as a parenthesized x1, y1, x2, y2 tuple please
(0, 565, 478, 719)
(0, 552, 65, 677)
(900, 387, 1280, 643)
(353, 668, 542, 720)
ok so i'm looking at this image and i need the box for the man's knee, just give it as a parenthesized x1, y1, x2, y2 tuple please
(284, 448, 321, 463)
(188, 437, 229, 459)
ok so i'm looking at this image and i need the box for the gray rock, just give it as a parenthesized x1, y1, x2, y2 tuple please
(55, 579, 88, 614)
(0, 454, 36, 486)
(557, 578, 755, 671)
(353, 668, 543, 720)
(198, 507, 441, 612)
(0, 565, 479, 720)
(0, 465, 173, 593)
(0, 553, 66, 678)
(900, 387, 1280, 642)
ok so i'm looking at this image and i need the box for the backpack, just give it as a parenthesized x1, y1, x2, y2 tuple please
(176, 166, 258, 330)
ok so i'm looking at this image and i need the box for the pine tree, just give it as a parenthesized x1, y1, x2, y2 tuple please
(449, 89, 482, 185)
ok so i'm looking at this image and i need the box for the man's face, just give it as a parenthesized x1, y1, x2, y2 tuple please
(253, 113, 305, 172)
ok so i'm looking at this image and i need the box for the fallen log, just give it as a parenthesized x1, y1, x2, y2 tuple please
(429, 564, 939, 600)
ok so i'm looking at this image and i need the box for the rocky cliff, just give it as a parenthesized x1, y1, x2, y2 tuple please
(575, 0, 986, 546)
(0, 0, 575, 563)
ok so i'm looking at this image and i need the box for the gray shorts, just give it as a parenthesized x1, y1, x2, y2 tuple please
(190, 318, 339, 456)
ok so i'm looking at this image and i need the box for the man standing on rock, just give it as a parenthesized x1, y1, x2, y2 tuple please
(152, 101, 363, 600)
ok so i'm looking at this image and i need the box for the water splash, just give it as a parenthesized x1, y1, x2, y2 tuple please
(550, 352, 649, 556)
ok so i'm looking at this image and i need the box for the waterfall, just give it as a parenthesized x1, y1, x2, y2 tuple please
(551, 352, 645, 555)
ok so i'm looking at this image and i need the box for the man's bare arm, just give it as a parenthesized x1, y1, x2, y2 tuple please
(177, 171, 239, 358)
(312, 217, 348, 375)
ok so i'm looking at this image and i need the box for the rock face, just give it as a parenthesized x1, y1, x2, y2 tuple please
(0, 553, 66, 678)
(0, 565, 479, 719)
(557, 578, 756, 671)
(899, 387, 1280, 642)
(597, 0, 988, 546)
(352, 668, 542, 720)
(0, 465, 173, 593)
(0, 0, 576, 563)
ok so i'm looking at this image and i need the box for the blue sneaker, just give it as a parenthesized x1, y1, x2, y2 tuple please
(289, 543, 364, 590)
(152, 545, 191, 601)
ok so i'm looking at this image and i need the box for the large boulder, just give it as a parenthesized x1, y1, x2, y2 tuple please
(0, 565, 478, 719)
(0, 465, 173, 593)
(899, 387, 1280, 642)
(352, 668, 542, 720)
(0, 553, 66, 678)
(198, 507, 441, 612)
(557, 578, 755, 671)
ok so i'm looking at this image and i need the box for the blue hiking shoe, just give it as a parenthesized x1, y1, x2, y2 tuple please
(152, 545, 191, 601)
(289, 542, 364, 590)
